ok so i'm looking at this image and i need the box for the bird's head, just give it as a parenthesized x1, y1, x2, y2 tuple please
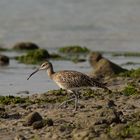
(27, 61, 52, 80)
(39, 61, 51, 70)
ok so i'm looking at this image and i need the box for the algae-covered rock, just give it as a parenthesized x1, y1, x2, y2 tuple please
(112, 51, 140, 57)
(58, 45, 89, 63)
(24, 112, 43, 126)
(12, 42, 39, 51)
(16, 48, 50, 64)
(89, 52, 127, 77)
(50, 53, 63, 60)
(119, 68, 140, 78)
(0, 95, 28, 105)
(59, 45, 89, 54)
(0, 55, 9, 65)
(0, 47, 8, 51)
(122, 84, 138, 96)
(108, 122, 140, 139)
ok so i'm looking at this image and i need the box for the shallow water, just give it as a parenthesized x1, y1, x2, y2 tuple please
(0, 0, 140, 95)
(0, 0, 140, 52)
(0, 51, 92, 95)
(0, 51, 139, 96)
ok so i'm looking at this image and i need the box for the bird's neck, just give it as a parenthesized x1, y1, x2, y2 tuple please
(46, 64, 55, 79)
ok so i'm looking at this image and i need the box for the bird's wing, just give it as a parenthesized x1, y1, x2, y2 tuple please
(52, 71, 107, 89)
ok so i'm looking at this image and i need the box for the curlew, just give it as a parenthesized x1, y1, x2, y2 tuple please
(27, 60, 109, 111)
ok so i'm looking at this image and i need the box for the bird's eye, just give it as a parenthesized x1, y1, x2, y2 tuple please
(41, 64, 45, 67)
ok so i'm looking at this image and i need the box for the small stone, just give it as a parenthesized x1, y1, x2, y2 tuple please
(46, 118, 54, 126)
(32, 120, 44, 129)
(0, 55, 9, 65)
(0, 112, 9, 119)
(24, 112, 43, 126)
(9, 113, 21, 119)
(107, 100, 116, 108)
(0, 107, 5, 112)
(16, 91, 29, 95)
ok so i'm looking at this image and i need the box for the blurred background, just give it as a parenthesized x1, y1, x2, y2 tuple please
(0, 0, 140, 95)
(0, 0, 140, 51)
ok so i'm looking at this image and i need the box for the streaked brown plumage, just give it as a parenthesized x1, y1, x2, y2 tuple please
(52, 70, 107, 90)
(27, 61, 109, 111)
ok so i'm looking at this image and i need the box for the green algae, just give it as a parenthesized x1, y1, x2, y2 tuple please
(57, 45, 89, 63)
(82, 88, 96, 98)
(16, 48, 50, 64)
(0, 91, 67, 105)
(50, 53, 63, 60)
(121, 62, 140, 66)
(112, 52, 140, 57)
(0, 95, 30, 105)
(119, 68, 140, 78)
(122, 84, 138, 96)
(59, 45, 90, 54)
(0, 47, 9, 51)
(108, 122, 140, 139)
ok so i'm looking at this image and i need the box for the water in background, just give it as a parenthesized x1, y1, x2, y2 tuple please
(0, 0, 140, 51)
(0, 0, 140, 95)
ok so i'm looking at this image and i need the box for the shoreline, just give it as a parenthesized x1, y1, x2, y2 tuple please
(0, 76, 140, 140)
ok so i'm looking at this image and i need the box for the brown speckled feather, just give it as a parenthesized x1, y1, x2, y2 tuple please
(52, 70, 107, 90)
(28, 61, 109, 111)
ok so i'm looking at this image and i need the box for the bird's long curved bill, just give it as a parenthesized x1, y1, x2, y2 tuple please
(27, 69, 39, 80)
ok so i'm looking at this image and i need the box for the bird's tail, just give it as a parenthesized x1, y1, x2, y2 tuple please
(91, 79, 111, 92)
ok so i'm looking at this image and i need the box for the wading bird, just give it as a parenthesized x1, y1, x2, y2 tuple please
(27, 60, 109, 111)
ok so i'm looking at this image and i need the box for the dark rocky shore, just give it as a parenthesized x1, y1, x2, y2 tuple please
(0, 76, 140, 140)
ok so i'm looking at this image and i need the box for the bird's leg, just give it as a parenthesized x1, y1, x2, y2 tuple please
(58, 91, 80, 111)
(58, 96, 75, 108)
(73, 91, 79, 111)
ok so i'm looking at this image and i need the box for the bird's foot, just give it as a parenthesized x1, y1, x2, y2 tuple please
(58, 97, 75, 109)
(58, 101, 68, 109)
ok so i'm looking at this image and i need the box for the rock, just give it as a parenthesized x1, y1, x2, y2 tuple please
(0, 55, 9, 65)
(0, 107, 9, 119)
(24, 112, 43, 126)
(59, 45, 89, 54)
(14, 134, 27, 140)
(89, 52, 127, 77)
(9, 113, 21, 119)
(32, 120, 44, 129)
(16, 48, 50, 64)
(46, 118, 54, 126)
(0, 107, 5, 112)
(0, 111, 9, 119)
(106, 100, 116, 108)
(12, 42, 39, 50)
(16, 90, 29, 95)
